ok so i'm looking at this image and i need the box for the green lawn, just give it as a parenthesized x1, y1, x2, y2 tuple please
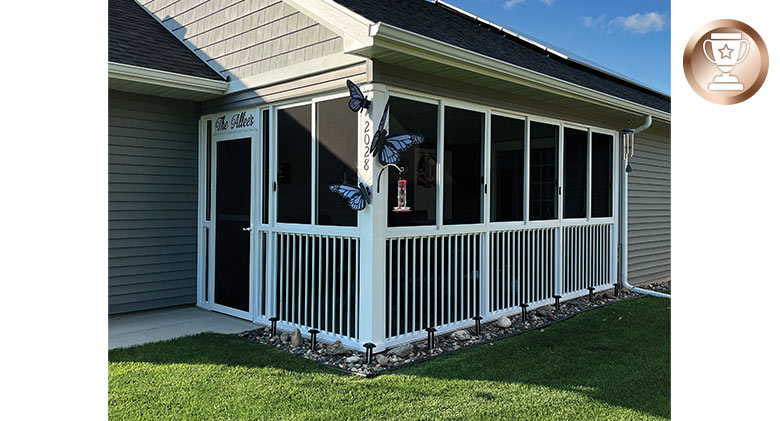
(109, 296, 670, 420)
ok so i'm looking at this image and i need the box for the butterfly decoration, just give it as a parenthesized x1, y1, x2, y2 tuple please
(370, 102, 425, 166)
(328, 182, 372, 211)
(346, 80, 371, 113)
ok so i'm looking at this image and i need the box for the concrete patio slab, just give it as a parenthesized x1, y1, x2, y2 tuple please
(109, 306, 258, 350)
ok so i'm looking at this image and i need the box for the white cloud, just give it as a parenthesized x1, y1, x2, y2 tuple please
(580, 15, 605, 29)
(503, 0, 525, 10)
(609, 12, 666, 34)
(503, 0, 555, 11)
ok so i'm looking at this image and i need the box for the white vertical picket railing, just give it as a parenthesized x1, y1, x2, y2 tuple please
(384, 232, 483, 346)
(488, 226, 557, 314)
(561, 223, 613, 296)
(383, 221, 615, 346)
(273, 231, 360, 345)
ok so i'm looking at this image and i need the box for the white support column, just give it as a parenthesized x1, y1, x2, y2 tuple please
(358, 85, 388, 351)
(554, 124, 564, 297)
(611, 131, 620, 285)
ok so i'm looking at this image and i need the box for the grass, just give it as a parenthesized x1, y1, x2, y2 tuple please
(109, 296, 670, 420)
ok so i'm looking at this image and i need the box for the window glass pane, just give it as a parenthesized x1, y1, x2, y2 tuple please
(316, 98, 357, 226)
(277, 105, 311, 224)
(444, 106, 484, 225)
(529, 121, 558, 221)
(387, 97, 438, 227)
(262, 110, 269, 225)
(591, 132, 613, 217)
(563, 127, 587, 219)
(490, 115, 524, 222)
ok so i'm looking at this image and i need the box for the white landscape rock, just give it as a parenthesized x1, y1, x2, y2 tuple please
(451, 329, 471, 341)
(496, 315, 512, 328)
(346, 356, 361, 364)
(290, 328, 303, 347)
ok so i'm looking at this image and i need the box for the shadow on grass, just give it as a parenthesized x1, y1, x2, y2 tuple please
(402, 296, 671, 418)
(109, 296, 670, 419)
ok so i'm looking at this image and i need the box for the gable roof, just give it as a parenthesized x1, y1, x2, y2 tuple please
(108, 0, 224, 81)
(331, 0, 670, 113)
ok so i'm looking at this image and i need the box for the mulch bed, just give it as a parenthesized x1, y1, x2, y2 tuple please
(238, 281, 670, 377)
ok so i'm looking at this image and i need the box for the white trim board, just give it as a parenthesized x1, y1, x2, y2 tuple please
(108, 62, 229, 94)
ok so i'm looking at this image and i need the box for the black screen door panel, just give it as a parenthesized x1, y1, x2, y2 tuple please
(214, 138, 251, 312)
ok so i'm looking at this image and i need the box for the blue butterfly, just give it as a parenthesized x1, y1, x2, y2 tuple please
(328, 182, 372, 211)
(346, 80, 370, 112)
(370, 101, 424, 166)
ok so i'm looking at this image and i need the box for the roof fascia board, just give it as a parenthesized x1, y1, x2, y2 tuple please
(108, 62, 229, 94)
(360, 22, 670, 122)
(283, 0, 374, 52)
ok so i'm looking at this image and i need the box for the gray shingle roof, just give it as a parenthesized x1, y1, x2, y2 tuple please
(108, 0, 224, 81)
(333, 0, 670, 113)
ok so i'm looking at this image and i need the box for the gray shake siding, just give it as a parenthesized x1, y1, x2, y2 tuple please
(143, 0, 344, 80)
(108, 91, 199, 314)
(628, 133, 671, 284)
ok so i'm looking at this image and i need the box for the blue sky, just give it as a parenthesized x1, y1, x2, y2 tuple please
(443, 0, 671, 94)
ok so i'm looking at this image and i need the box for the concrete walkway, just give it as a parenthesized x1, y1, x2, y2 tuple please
(109, 306, 258, 350)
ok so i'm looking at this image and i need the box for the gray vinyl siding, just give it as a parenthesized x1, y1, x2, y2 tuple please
(142, 0, 343, 81)
(109, 90, 199, 314)
(627, 133, 671, 284)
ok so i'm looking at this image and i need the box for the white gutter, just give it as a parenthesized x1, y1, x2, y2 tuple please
(361, 22, 671, 123)
(621, 116, 671, 299)
(108, 62, 229, 94)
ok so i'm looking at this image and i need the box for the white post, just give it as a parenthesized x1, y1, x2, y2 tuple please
(358, 85, 388, 351)
(554, 124, 564, 297)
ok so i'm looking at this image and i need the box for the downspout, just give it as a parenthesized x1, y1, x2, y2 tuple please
(621, 116, 671, 299)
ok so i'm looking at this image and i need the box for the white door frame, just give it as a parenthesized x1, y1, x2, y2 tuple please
(198, 107, 261, 321)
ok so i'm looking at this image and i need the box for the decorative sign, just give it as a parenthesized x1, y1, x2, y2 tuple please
(212, 108, 259, 137)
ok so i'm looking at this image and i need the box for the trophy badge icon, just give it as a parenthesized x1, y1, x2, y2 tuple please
(703, 33, 750, 91)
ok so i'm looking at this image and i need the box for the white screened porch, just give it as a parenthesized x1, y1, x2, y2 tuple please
(196, 84, 620, 352)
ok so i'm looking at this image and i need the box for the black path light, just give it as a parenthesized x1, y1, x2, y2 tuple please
(308, 329, 319, 351)
(472, 316, 483, 336)
(269, 316, 279, 337)
(363, 342, 376, 365)
(520, 303, 528, 322)
(554, 295, 561, 312)
(614, 282, 621, 296)
(588, 286, 595, 302)
(425, 327, 437, 351)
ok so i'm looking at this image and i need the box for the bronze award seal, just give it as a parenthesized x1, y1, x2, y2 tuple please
(683, 19, 769, 104)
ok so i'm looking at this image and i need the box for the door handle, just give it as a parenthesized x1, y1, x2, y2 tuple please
(242, 227, 252, 232)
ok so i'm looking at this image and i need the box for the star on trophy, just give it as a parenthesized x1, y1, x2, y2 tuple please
(703, 33, 750, 91)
